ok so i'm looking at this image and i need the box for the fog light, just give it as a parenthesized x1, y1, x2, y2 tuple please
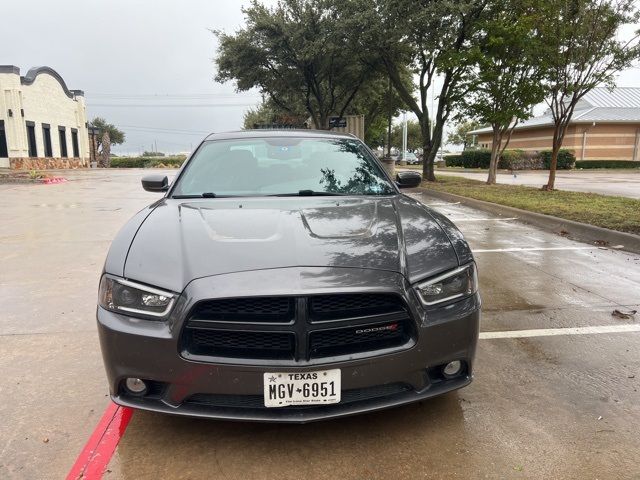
(442, 360, 463, 378)
(124, 377, 148, 395)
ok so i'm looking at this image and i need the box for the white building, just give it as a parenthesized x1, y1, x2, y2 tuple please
(0, 65, 89, 169)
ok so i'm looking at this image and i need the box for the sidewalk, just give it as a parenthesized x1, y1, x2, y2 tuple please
(432, 169, 640, 199)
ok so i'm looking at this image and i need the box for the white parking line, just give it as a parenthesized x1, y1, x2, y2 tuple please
(480, 324, 640, 339)
(473, 246, 596, 253)
(425, 202, 461, 206)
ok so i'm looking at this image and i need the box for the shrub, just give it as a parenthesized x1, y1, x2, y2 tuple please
(497, 149, 525, 169)
(445, 155, 464, 167)
(539, 149, 575, 169)
(506, 150, 545, 170)
(446, 149, 526, 169)
(460, 149, 492, 168)
(575, 160, 640, 169)
(110, 155, 186, 168)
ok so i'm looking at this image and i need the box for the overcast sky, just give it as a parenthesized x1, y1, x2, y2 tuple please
(3, 1, 639, 154)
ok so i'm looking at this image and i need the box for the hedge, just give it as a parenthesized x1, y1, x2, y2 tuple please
(110, 156, 186, 168)
(575, 160, 640, 169)
(445, 148, 576, 170)
(445, 149, 521, 169)
(539, 149, 575, 169)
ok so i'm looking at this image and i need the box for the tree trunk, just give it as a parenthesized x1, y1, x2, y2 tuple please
(99, 132, 111, 168)
(544, 125, 563, 190)
(544, 142, 561, 190)
(423, 146, 437, 181)
(487, 127, 501, 185)
(420, 119, 437, 181)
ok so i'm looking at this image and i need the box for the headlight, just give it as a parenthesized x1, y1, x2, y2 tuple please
(98, 275, 176, 319)
(414, 263, 478, 306)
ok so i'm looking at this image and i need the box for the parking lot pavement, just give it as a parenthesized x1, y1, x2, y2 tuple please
(434, 169, 640, 199)
(1, 170, 639, 479)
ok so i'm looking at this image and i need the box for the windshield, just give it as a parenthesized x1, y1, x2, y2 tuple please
(171, 137, 396, 197)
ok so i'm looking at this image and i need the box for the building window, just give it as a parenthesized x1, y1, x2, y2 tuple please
(58, 126, 68, 158)
(71, 128, 79, 158)
(26, 121, 37, 157)
(0, 120, 8, 158)
(42, 124, 53, 157)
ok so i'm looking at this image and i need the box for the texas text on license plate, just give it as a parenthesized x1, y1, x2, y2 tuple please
(263, 369, 341, 407)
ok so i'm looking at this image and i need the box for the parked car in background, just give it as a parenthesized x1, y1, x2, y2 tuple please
(404, 152, 420, 165)
(97, 129, 480, 422)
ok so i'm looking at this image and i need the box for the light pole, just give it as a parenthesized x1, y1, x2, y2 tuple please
(402, 111, 408, 163)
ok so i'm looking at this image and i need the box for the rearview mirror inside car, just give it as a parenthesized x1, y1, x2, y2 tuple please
(395, 171, 422, 188)
(141, 174, 169, 192)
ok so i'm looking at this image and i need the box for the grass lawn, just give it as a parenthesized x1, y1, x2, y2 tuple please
(423, 176, 640, 235)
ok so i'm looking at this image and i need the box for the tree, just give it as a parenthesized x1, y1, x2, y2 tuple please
(99, 132, 111, 168)
(462, 0, 547, 184)
(344, 73, 409, 148)
(215, 0, 382, 129)
(390, 121, 423, 151)
(344, 0, 487, 181)
(90, 117, 125, 155)
(448, 120, 482, 149)
(539, 0, 640, 190)
(242, 99, 308, 129)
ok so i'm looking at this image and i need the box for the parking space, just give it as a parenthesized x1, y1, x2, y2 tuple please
(1, 170, 639, 479)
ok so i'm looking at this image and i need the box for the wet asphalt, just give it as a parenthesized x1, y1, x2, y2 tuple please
(0, 169, 639, 479)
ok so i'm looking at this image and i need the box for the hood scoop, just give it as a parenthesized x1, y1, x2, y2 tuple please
(182, 204, 285, 242)
(300, 201, 379, 239)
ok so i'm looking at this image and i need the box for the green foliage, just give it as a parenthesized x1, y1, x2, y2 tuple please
(110, 156, 186, 168)
(390, 121, 422, 151)
(445, 155, 464, 167)
(446, 149, 547, 170)
(341, 0, 486, 180)
(575, 160, 640, 169)
(215, 0, 383, 129)
(537, 0, 640, 188)
(448, 120, 482, 148)
(347, 74, 409, 148)
(242, 99, 307, 129)
(451, 149, 492, 169)
(463, 0, 546, 129)
(460, 0, 547, 183)
(142, 151, 165, 157)
(90, 117, 125, 151)
(540, 150, 575, 170)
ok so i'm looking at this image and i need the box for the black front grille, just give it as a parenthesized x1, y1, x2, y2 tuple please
(181, 293, 414, 362)
(309, 293, 405, 321)
(190, 297, 295, 323)
(309, 320, 410, 358)
(184, 329, 295, 360)
(185, 383, 412, 410)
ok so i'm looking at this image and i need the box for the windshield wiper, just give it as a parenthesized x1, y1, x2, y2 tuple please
(172, 192, 221, 199)
(271, 190, 344, 197)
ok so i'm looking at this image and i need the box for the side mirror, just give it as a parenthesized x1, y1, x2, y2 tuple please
(141, 174, 169, 192)
(395, 171, 422, 188)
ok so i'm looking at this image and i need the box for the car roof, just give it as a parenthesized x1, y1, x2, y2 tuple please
(203, 129, 356, 142)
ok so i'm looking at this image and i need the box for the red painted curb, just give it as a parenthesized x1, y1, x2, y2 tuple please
(66, 403, 134, 480)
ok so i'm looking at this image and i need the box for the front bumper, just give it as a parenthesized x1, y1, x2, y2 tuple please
(97, 267, 480, 423)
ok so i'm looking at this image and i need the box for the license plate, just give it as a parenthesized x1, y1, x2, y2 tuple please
(263, 369, 341, 407)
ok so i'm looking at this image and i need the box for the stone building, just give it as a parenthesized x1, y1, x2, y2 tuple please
(469, 88, 640, 163)
(0, 65, 89, 169)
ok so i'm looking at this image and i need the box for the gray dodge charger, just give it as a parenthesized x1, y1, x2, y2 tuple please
(97, 130, 480, 422)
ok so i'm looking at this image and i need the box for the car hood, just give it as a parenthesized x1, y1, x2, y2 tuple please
(122, 195, 460, 292)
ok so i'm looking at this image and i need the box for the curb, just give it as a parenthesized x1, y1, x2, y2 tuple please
(415, 188, 640, 255)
